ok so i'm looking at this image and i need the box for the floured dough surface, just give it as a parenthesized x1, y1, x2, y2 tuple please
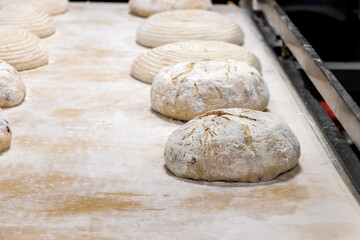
(0, 3, 55, 38)
(165, 108, 301, 182)
(129, 0, 212, 17)
(0, 60, 26, 107)
(151, 60, 269, 121)
(0, 109, 12, 152)
(137, 10, 244, 48)
(131, 40, 261, 83)
(0, 27, 49, 71)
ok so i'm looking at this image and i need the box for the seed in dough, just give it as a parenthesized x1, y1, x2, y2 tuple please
(164, 108, 301, 182)
(0, 60, 26, 108)
(0, 3, 56, 38)
(129, 0, 213, 17)
(151, 60, 269, 121)
(137, 10, 244, 48)
(0, 27, 49, 71)
(131, 40, 261, 84)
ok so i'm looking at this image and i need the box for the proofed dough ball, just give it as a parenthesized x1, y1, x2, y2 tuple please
(129, 0, 212, 17)
(164, 108, 300, 182)
(24, 0, 69, 16)
(0, 27, 49, 71)
(0, 0, 69, 16)
(151, 60, 269, 121)
(0, 110, 12, 153)
(0, 3, 56, 38)
(137, 10, 244, 48)
(131, 40, 261, 84)
(0, 60, 26, 107)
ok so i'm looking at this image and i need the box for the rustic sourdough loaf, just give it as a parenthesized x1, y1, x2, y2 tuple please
(165, 108, 300, 182)
(0, 110, 11, 153)
(0, 60, 26, 107)
(151, 60, 269, 121)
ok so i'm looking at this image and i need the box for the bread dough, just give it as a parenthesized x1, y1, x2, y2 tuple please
(129, 0, 212, 17)
(0, 110, 12, 153)
(2, 0, 69, 16)
(165, 108, 300, 182)
(151, 60, 269, 121)
(0, 3, 56, 38)
(0, 60, 26, 108)
(137, 10, 244, 48)
(131, 40, 261, 84)
(23, 0, 69, 16)
(0, 27, 49, 71)
(33, 0, 69, 16)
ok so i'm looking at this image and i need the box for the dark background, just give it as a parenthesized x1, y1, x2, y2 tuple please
(70, 0, 229, 3)
(277, 0, 360, 62)
(276, 0, 360, 106)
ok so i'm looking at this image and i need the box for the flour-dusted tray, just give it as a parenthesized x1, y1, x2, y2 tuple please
(1, 3, 359, 239)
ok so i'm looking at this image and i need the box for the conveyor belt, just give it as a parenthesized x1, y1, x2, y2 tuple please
(0, 3, 359, 239)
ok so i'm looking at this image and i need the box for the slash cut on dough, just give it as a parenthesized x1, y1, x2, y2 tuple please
(137, 10, 244, 48)
(131, 40, 261, 84)
(129, 0, 212, 17)
(164, 108, 301, 182)
(151, 60, 269, 121)
(0, 110, 12, 153)
(0, 60, 26, 107)
(0, 27, 49, 71)
(0, 3, 55, 38)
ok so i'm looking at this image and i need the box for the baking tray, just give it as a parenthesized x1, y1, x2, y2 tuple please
(0, 3, 359, 239)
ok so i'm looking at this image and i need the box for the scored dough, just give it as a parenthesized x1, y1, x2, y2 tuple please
(0, 27, 49, 71)
(137, 10, 244, 48)
(131, 40, 261, 84)
(0, 3, 56, 38)
(165, 108, 301, 182)
(151, 60, 269, 121)
(0, 60, 26, 108)
(0, 110, 12, 153)
(129, 0, 212, 17)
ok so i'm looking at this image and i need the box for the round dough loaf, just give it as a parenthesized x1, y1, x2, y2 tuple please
(1, 0, 69, 16)
(164, 108, 300, 182)
(0, 3, 55, 38)
(131, 40, 261, 84)
(0, 110, 12, 153)
(151, 60, 269, 121)
(0, 60, 26, 107)
(137, 10, 244, 48)
(23, 0, 69, 16)
(0, 27, 49, 71)
(129, 0, 212, 17)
